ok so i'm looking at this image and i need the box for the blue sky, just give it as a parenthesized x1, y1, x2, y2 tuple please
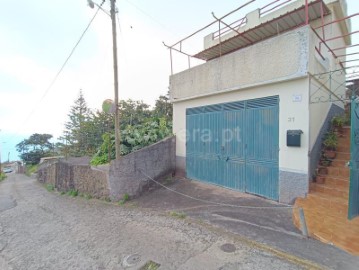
(0, 0, 358, 162)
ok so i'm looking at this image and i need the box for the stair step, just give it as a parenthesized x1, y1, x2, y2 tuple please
(295, 194, 350, 221)
(307, 192, 348, 206)
(310, 183, 348, 199)
(342, 126, 351, 135)
(291, 127, 359, 255)
(338, 137, 351, 147)
(325, 167, 350, 178)
(336, 152, 351, 160)
(324, 177, 349, 189)
(336, 145, 350, 153)
(331, 159, 350, 167)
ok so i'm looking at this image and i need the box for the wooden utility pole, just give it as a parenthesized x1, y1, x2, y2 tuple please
(110, 0, 121, 160)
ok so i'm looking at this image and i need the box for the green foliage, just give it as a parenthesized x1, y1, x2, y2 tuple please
(16, 134, 54, 165)
(323, 131, 338, 150)
(25, 164, 38, 176)
(331, 116, 345, 128)
(59, 90, 98, 157)
(153, 94, 172, 120)
(66, 189, 78, 197)
(0, 173, 6, 182)
(169, 211, 186, 219)
(60, 191, 66, 195)
(118, 193, 130, 205)
(91, 117, 172, 165)
(119, 99, 152, 129)
(55, 91, 173, 165)
(140, 261, 160, 270)
(46, 184, 55, 192)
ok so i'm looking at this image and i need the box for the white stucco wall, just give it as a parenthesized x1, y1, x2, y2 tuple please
(173, 78, 310, 174)
(170, 26, 310, 102)
(308, 7, 347, 150)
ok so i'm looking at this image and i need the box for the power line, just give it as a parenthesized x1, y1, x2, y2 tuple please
(6, 1, 105, 149)
(123, 0, 177, 38)
(20, 1, 105, 130)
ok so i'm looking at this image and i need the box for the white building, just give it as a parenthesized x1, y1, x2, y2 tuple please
(169, 0, 350, 203)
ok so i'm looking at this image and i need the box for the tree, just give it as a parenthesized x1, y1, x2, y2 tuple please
(61, 90, 92, 157)
(16, 134, 54, 165)
(91, 117, 172, 165)
(153, 94, 172, 121)
(118, 99, 152, 128)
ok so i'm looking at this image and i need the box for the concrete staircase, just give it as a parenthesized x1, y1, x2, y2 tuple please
(293, 126, 359, 255)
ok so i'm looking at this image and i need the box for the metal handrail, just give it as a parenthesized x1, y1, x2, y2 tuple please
(213, 16, 247, 39)
(260, 0, 293, 16)
(168, 0, 255, 49)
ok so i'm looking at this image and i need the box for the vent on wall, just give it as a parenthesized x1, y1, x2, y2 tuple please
(246, 96, 279, 109)
(204, 104, 223, 113)
(186, 107, 204, 115)
(223, 101, 245, 111)
(186, 95, 279, 115)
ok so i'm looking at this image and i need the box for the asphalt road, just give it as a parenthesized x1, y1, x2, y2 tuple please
(0, 174, 309, 270)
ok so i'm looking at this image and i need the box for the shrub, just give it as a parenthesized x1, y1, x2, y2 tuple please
(46, 184, 55, 192)
(169, 211, 186, 219)
(323, 131, 338, 150)
(0, 173, 6, 181)
(118, 193, 130, 205)
(67, 189, 78, 197)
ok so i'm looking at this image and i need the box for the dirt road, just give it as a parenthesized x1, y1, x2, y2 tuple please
(0, 174, 313, 270)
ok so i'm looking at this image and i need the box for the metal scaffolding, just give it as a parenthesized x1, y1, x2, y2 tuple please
(164, 0, 358, 82)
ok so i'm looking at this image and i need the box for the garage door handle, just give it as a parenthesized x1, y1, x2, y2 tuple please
(226, 157, 229, 162)
(217, 155, 221, 160)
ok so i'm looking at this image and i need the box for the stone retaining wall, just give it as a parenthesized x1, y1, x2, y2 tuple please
(37, 158, 110, 199)
(37, 136, 176, 201)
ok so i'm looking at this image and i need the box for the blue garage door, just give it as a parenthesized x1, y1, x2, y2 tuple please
(186, 96, 279, 200)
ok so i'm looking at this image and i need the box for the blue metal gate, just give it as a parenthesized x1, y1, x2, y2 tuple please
(186, 96, 279, 200)
(349, 97, 359, 219)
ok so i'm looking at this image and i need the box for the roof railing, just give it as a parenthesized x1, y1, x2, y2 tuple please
(213, 16, 247, 39)
(259, 0, 293, 17)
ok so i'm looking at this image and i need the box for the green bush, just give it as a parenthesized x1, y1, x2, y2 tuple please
(0, 172, 6, 182)
(66, 189, 78, 197)
(25, 164, 38, 176)
(91, 117, 172, 165)
(46, 184, 55, 192)
(323, 131, 338, 150)
(118, 193, 130, 205)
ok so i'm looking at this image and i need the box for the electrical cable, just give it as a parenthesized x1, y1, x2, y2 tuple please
(19, 1, 106, 130)
(138, 170, 294, 210)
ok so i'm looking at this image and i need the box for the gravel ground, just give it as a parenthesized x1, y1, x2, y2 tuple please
(0, 174, 312, 270)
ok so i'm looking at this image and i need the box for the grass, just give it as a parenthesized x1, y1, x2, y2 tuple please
(140, 261, 160, 270)
(169, 211, 186, 219)
(118, 193, 130, 205)
(25, 164, 38, 176)
(46, 184, 55, 192)
(66, 189, 78, 197)
(0, 172, 6, 182)
(163, 175, 174, 186)
(84, 193, 92, 200)
(60, 191, 66, 195)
